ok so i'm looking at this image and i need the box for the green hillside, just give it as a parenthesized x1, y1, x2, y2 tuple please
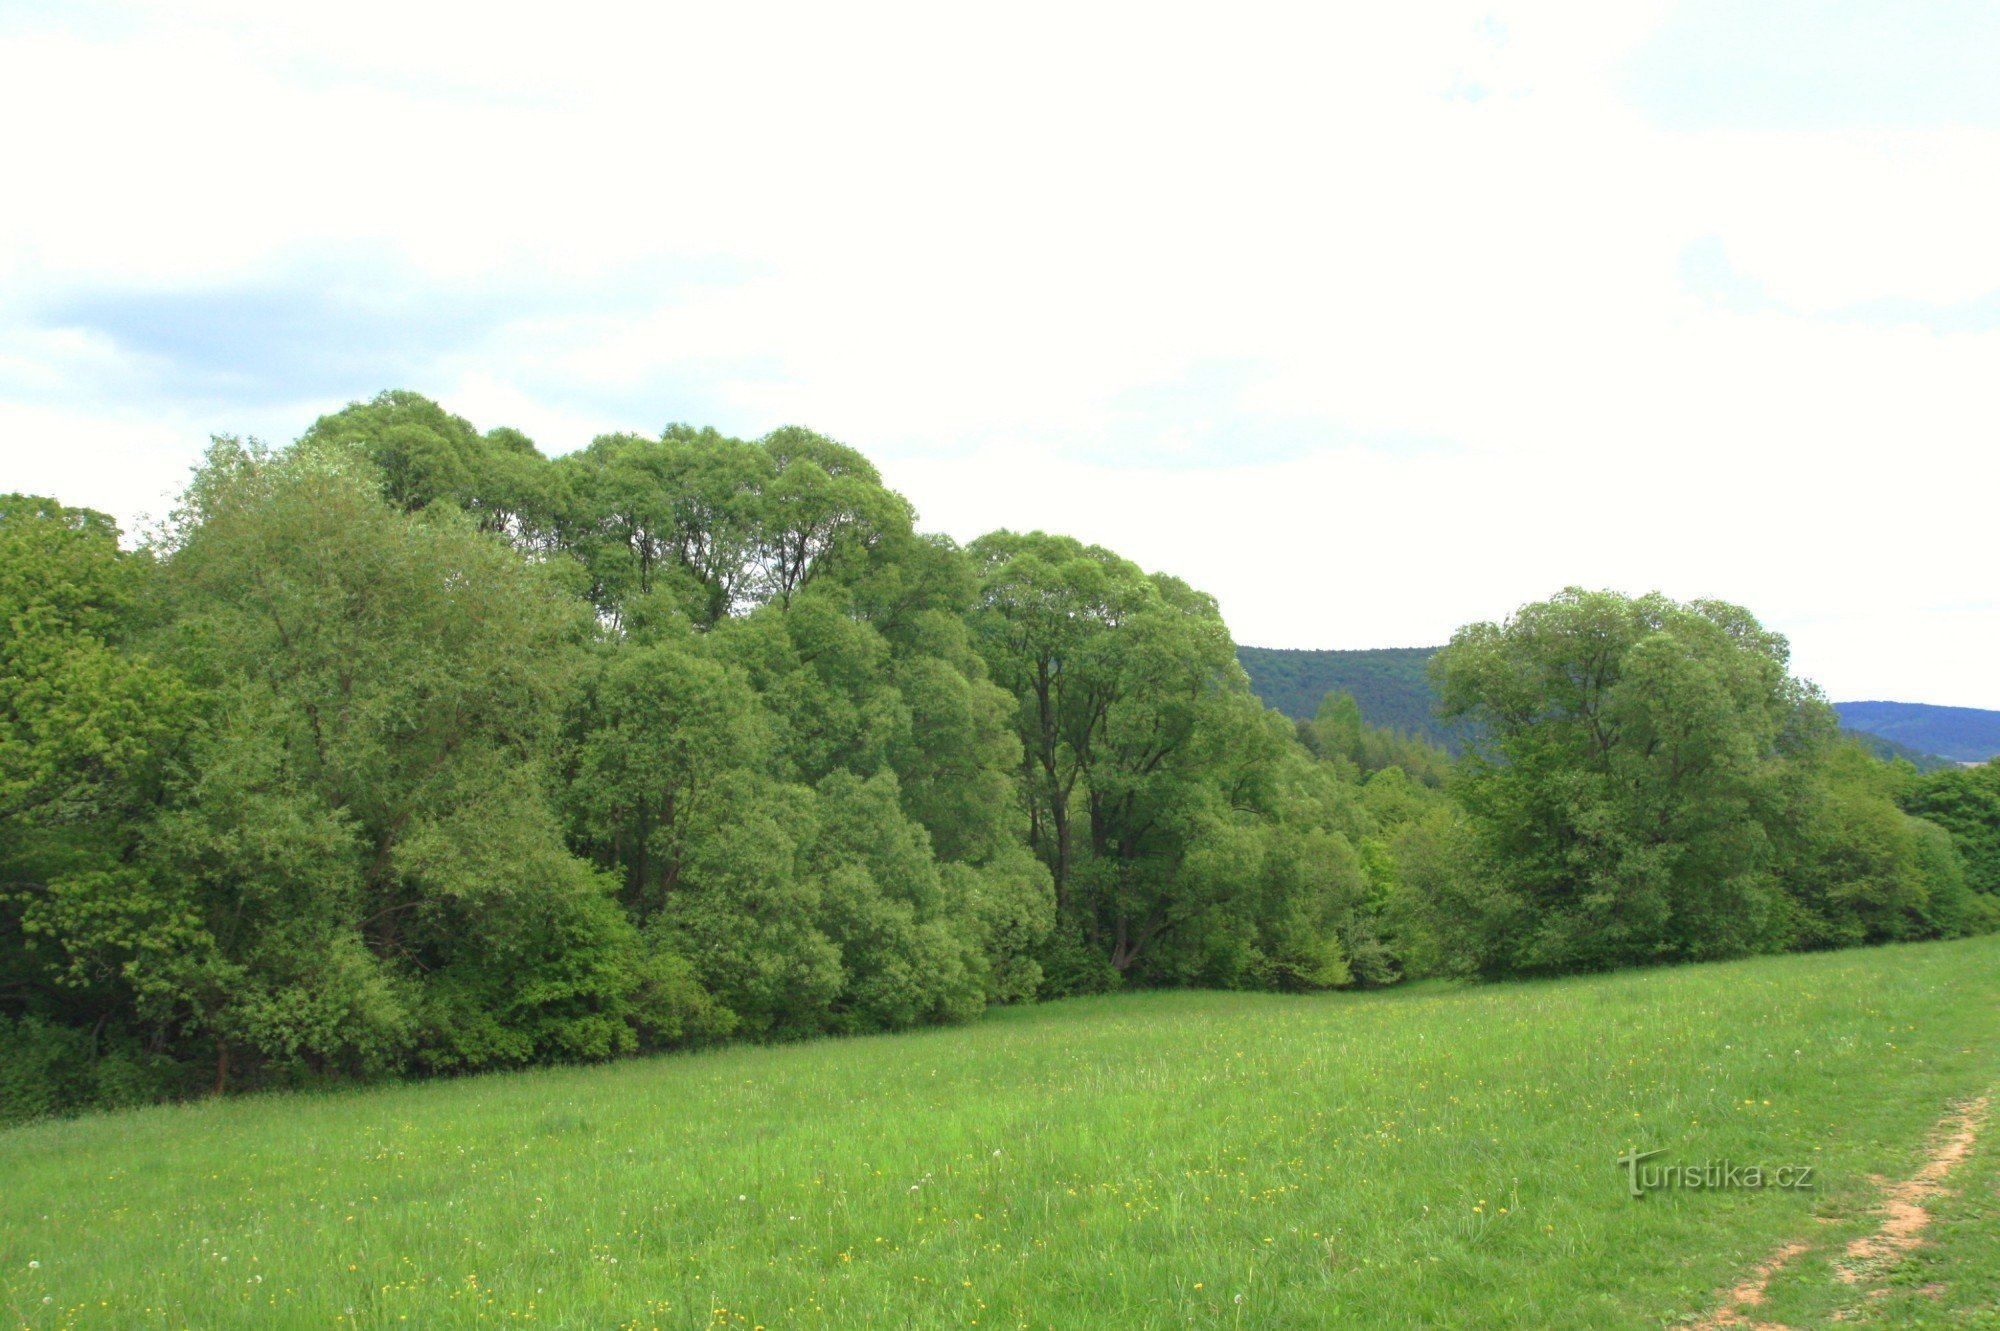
(1237, 646, 1959, 772)
(1841, 727, 1958, 773)
(1837, 701, 2000, 764)
(5, 936, 1997, 1329)
(1235, 645, 1456, 745)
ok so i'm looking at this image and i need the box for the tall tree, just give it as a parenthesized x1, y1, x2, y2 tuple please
(567, 634, 768, 909)
(150, 437, 638, 1081)
(752, 427, 911, 607)
(300, 390, 563, 546)
(553, 427, 769, 628)
(1429, 588, 1974, 975)
(967, 532, 1152, 921)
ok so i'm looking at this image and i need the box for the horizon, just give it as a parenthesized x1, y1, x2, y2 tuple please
(21, 390, 2000, 715)
(1232, 642, 2000, 712)
(1224, 643, 1992, 727)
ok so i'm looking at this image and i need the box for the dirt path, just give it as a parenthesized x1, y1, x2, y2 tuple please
(1686, 1093, 1990, 1329)
(1688, 1241, 1809, 1329)
(1837, 1095, 1988, 1281)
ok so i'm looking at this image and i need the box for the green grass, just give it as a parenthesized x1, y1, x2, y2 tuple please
(1748, 1089, 2000, 1330)
(5, 936, 2000, 1330)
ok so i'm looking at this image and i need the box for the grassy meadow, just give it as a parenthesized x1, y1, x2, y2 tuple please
(5, 935, 1999, 1330)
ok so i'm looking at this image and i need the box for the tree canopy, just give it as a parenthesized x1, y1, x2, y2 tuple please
(2, 395, 1991, 1122)
(1419, 588, 1994, 976)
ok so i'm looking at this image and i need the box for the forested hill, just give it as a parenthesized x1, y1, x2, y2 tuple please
(1841, 729, 1960, 774)
(1237, 644, 1961, 771)
(1836, 702, 2000, 764)
(1234, 645, 1457, 748)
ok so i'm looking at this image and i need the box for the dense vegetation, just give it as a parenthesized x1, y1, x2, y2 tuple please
(1422, 591, 1997, 975)
(1840, 727, 1958, 773)
(1237, 645, 1961, 772)
(1835, 700, 2000, 764)
(1234, 645, 1455, 746)
(6, 936, 1999, 1329)
(3, 391, 1995, 1120)
(1902, 761, 2000, 898)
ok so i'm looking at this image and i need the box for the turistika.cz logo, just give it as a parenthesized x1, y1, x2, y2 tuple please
(1617, 1148, 1815, 1198)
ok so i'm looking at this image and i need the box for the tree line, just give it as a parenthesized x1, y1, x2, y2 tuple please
(1234, 645, 1455, 748)
(3, 391, 1995, 1121)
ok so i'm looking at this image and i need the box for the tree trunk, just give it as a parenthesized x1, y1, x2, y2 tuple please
(1052, 799, 1071, 914)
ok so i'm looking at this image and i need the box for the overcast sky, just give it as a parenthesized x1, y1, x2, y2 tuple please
(3, 1, 1995, 706)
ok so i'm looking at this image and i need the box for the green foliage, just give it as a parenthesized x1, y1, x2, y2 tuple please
(1236, 644, 1458, 746)
(807, 771, 985, 1030)
(1768, 742, 1978, 949)
(549, 422, 912, 630)
(1838, 726, 1954, 772)
(943, 844, 1055, 1004)
(0, 496, 197, 1109)
(3, 398, 1984, 1122)
(0, 1014, 180, 1125)
(1241, 644, 1969, 776)
(0, 494, 186, 843)
(1425, 589, 1990, 978)
(1900, 759, 2000, 898)
(158, 437, 612, 1078)
(300, 390, 564, 543)
(962, 533, 1414, 992)
(566, 633, 769, 907)
(1309, 690, 1453, 786)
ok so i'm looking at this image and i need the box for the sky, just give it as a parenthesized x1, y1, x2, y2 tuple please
(2, 1, 1995, 707)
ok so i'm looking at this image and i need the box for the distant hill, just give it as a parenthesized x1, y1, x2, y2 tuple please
(1840, 729, 1957, 774)
(1835, 701, 2000, 765)
(1235, 646, 1462, 749)
(1237, 645, 1974, 770)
